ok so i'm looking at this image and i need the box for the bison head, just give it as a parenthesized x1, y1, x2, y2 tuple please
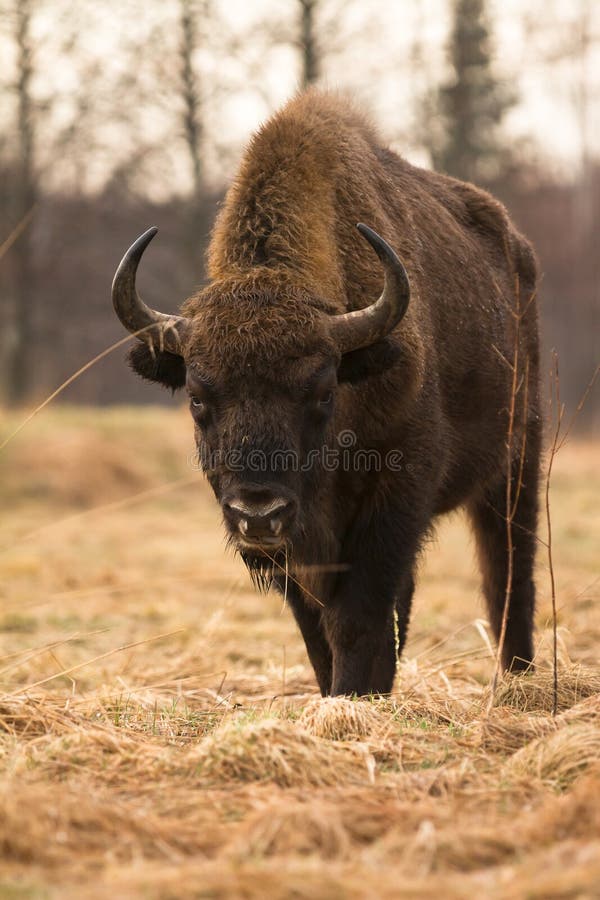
(112, 225, 409, 574)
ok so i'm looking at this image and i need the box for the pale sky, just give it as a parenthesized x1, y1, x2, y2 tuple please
(215, 0, 600, 176)
(1, 0, 598, 197)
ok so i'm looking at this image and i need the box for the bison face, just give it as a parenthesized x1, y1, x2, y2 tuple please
(185, 350, 338, 561)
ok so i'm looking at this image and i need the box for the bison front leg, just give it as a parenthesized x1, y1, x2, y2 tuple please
(323, 601, 397, 696)
(322, 511, 422, 697)
(284, 584, 333, 696)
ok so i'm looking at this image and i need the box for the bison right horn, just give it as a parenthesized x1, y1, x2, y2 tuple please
(112, 227, 190, 354)
(329, 224, 410, 354)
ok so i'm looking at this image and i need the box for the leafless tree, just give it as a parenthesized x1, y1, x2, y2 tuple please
(179, 0, 208, 199)
(264, 0, 371, 93)
(174, 0, 220, 275)
(298, 0, 320, 87)
(3, 0, 37, 406)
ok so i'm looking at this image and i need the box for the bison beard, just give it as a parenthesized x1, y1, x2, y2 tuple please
(239, 547, 282, 594)
(112, 90, 541, 697)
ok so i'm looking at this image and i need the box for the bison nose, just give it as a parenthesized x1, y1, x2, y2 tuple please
(223, 495, 296, 544)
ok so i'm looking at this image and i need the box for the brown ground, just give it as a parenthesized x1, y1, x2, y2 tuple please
(0, 406, 598, 899)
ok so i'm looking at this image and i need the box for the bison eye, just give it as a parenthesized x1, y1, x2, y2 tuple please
(190, 397, 207, 417)
(318, 391, 333, 407)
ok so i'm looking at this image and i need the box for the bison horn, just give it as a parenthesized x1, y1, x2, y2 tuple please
(329, 224, 410, 354)
(112, 227, 190, 354)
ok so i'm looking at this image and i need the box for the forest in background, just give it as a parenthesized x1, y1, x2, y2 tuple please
(0, 0, 598, 428)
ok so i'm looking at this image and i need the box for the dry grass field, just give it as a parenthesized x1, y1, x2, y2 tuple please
(0, 406, 599, 899)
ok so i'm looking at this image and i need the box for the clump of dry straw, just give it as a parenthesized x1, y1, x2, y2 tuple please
(298, 697, 386, 741)
(192, 717, 375, 787)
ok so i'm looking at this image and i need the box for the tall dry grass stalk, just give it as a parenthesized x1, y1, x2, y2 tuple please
(487, 264, 597, 716)
(544, 357, 598, 714)
(6, 629, 185, 697)
(0, 206, 36, 262)
(488, 277, 535, 708)
(0, 332, 146, 451)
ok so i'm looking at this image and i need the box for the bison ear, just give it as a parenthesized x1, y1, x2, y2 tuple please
(337, 338, 401, 384)
(128, 343, 186, 391)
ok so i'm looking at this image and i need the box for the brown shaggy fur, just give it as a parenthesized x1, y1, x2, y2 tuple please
(128, 90, 541, 697)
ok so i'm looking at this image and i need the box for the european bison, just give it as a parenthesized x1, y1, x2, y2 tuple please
(111, 90, 541, 697)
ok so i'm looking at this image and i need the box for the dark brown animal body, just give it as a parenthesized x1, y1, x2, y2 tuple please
(112, 91, 541, 697)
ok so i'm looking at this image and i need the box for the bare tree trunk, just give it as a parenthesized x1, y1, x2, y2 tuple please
(178, 0, 208, 276)
(571, 0, 598, 431)
(180, 0, 204, 199)
(7, 0, 37, 406)
(573, 0, 594, 235)
(299, 0, 319, 87)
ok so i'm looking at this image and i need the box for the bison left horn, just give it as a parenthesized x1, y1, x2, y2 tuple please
(329, 224, 410, 353)
(112, 227, 190, 354)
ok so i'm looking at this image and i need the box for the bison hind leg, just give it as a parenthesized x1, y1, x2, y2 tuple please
(468, 422, 541, 672)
